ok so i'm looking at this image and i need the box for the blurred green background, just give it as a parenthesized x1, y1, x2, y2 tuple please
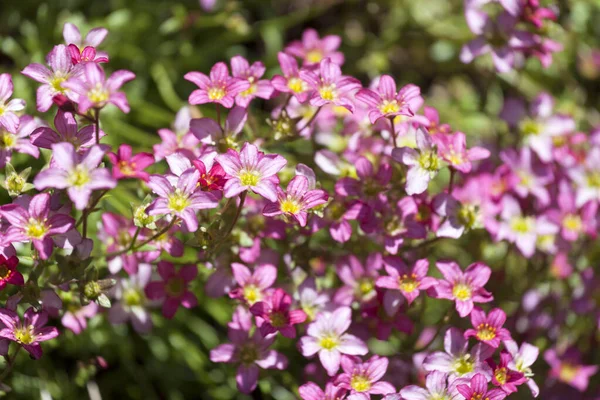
(1, 0, 600, 398)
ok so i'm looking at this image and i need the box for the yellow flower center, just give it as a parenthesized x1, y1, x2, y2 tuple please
(5, 172, 25, 193)
(452, 283, 472, 301)
(510, 216, 535, 234)
(306, 49, 323, 63)
(50, 76, 67, 93)
(14, 325, 35, 345)
(68, 165, 91, 187)
(379, 99, 400, 114)
(167, 190, 191, 212)
(563, 214, 582, 232)
(476, 323, 497, 341)
(280, 197, 301, 215)
(239, 170, 260, 187)
(458, 204, 478, 229)
(319, 335, 339, 350)
(494, 367, 508, 384)
(453, 354, 474, 375)
(0, 131, 16, 149)
(350, 374, 371, 392)
(418, 150, 441, 172)
(25, 218, 49, 239)
(243, 284, 261, 305)
(88, 82, 110, 104)
(208, 86, 226, 101)
(399, 273, 419, 293)
(287, 77, 305, 93)
(119, 160, 136, 176)
(358, 278, 374, 297)
(124, 288, 143, 306)
(587, 171, 600, 188)
(240, 83, 256, 98)
(319, 84, 337, 101)
(559, 363, 579, 382)
(519, 119, 541, 136)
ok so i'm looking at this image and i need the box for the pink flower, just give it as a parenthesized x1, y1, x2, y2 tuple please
(0, 74, 26, 133)
(34, 143, 116, 210)
(298, 306, 368, 376)
(400, 370, 466, 400)
(21, 44, 82, 112)
(464, 308, 511, 348)
(145, 261, 198, 319)
(230, 55, 274, 107)
(391, 129, 443, 195)
(263, 175, 328, 227)
(486, 351, 526, 394)
(108, 264, 153, 333)
(31, 110, 102, 151)
(107, 144, 154, 182)
(335, 355, 396, 398)
(192, 152, 228, 191)
(0, 307, 59, 359)
(63, 62, 135, 114)
(456, 373, 507, 400)
(0, 193, 74, 259)
(153, 107, 201, 161)
(271, 52, 311, 102)
(334, 253, 382, 306)
(0, 255, 23, 290)
(229, 262, 277, 305)
(184, 62, 250, 108)
(433, 261, 493, 317)
(210, 306, 287, 394)
(216, 142, 287, 202)
(546, 181, 597, 242)
(68, 44, 109, 65)
(300, 58, 361, 112)
(0, 115, 40, 169)
(299, 382, 348, 400)
(434, 132, 490, 173)
(190, 105, 247, 143)
(503, 340, 540, 397)
(423, 328, 494, 380)
(146, 168, 221, 232)
(61, 302, 98, 335)
(249, 288, 307, 338)
(544, 347, 598, 392)
(63, 22, 108, 49)
(356, 76, 421, 124)
(285, 28, 344, 66)
(376, 257, 437, 306)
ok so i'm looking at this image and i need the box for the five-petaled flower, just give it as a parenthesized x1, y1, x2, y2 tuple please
(249, 288, 307, 338)
(300, 58, 361, 112)
(376, 257, 438, 305)
(464, 308, 511, 348)
(0, 74, 26, 133)
(184, 62, 250, 108)
(107, 144, 154, 182)
(0, 255, 24, 290)
(356, 75, 421, 124)
(335, 355, 396, 398)
(145, 261, 198, 319)
(0, 307, 59, 359)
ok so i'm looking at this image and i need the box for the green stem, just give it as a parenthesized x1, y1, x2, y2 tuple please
(224, 192, 247, 238)
(106, 219, 176, 258)
(0, 345, 21, 382)
(94, 108, 101, 145)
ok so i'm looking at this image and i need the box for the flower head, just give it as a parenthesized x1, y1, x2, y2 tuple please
(216, 142, 287, 202)
(185, 62, 250, 108)
(229, 262, 277, 305)
(249, 288, 307, 338)
(300, 58, 361, 112)
(376, 257, 438, 305)
(544, 347, 599, 392)
(145, 261, 198, 319)
(0, 74, 26, 133)
(0, 307, 59, 359)
(34, 142, 116, 210)
(107, 144, 154, 181)
(464, 308, 511, 348)
(456, 373, 507, 400)
(231, 55, 274, 107)
(31, 110, 103, 151)
(356, 76, 421, 124)
(503, 340, 540, 397)
(0, 115, 40, 169)
(271, 52, 311, 102)
(299, 382, 348, 400)
(335, 355, 395, 398)
(486, 351, 526, 394)
(0, 255, 23, 290)
(400, 370, 466, 400)
(285, 28, 344, 66)
(435, 132, 490, 173)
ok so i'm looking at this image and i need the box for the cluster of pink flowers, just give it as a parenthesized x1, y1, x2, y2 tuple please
(0, 8, 598, 399)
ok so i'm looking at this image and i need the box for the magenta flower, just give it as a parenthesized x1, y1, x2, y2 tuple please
(464, 308, 511, 348)
(63, 22, 108, 49)
(486, 351, 526, 394)
(107, 144, 154, 182)
(298, 306, 368, 376)
(61, 302, 98, 335)
(145, 261, 198, 319)
(499, 147, 553, 206)
(546, 181, 597, 242)
(544, 347, 598, 392)
(68, 44, 109, 65)
(334, 253, 382, 306)
(21, 44, 81, 112)
(0, 193, 74, 259)
(34, 143, 116, 210)
(423, 328, 494, 380)
(0, 255, 23, 290)
(0, 307, 59, 359)
(456, 373, 507, 400)
(434, 132, 490, 173)
(0, 115, 40, 169)
(184, 62, 250, 108)
(153, 106, 201, 161)
(210, 306, 288, 394)
(391, 129, 443, 195)
(356, 76, 421, 124)
(63, 62, 135, 114)
(568, 146, 600, 207)
(300, 58, 361, 112)
(299, 382, 348, 400)
(271, 52, 310, 102)
(263, 175, 328, 227)
(146, 169, 220, 232)
(400, 371, 466, 400)
(229, 262, 277, 305)
(433, 261, 493, 317)
(249, 288, 307, 338)
(0, 74, 26, 133)
(192, 153, 228, 192)
(230, 55, 274, 107)
(216, 142, 287, 202)
(376, 257, 437, 306)
(285, 28, 344, 66)
(31, 110, 102, 151)
(335, 355, 395, 398)
(503, 340, 540, 397)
